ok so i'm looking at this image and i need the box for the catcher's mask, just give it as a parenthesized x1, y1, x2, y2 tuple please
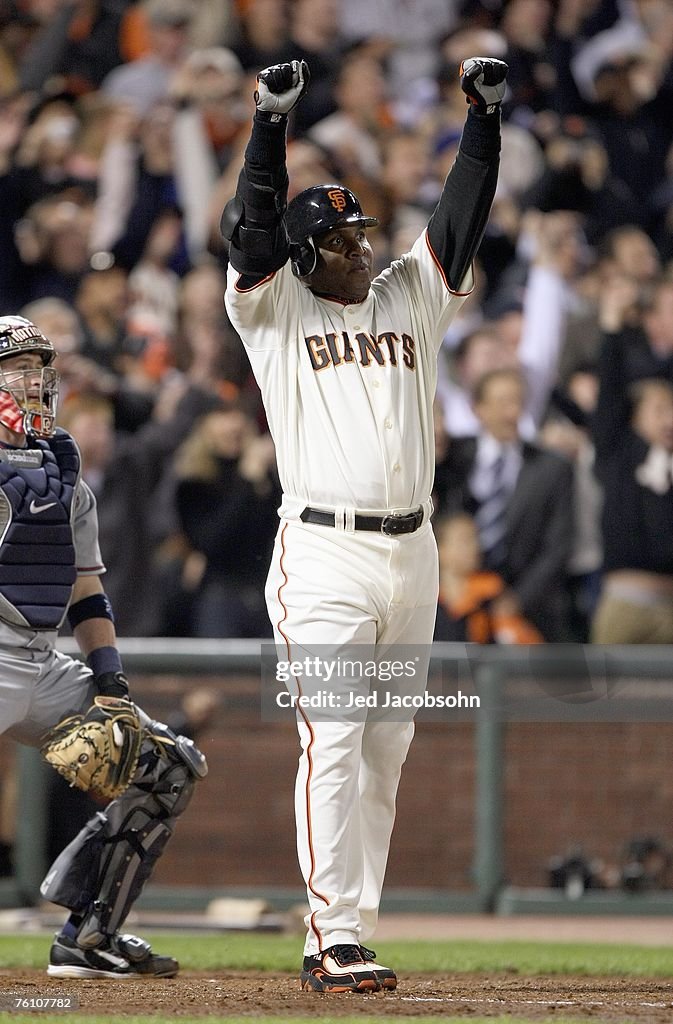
(285, 184, 378, 278)
(0, 315, 59, 438)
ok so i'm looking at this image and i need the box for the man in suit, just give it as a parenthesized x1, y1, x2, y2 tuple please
(441, 367, 574, 640)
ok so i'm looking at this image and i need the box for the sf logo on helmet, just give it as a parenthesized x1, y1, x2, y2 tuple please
(327, 189, 347, 213)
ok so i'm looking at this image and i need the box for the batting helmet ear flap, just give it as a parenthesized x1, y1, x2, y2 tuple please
(289, 237, 317, 278)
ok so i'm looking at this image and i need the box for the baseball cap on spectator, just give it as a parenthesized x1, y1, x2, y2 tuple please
(143, 0, 194, 27)
(571, 24, 649, 101)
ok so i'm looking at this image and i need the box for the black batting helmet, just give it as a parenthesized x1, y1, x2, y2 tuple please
(285, 184, 378, 277)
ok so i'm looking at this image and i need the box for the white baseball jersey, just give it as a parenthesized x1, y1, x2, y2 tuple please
(226, 229, 472, 514)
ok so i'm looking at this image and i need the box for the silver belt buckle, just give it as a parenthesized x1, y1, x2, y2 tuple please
(381, 509, 422, 536)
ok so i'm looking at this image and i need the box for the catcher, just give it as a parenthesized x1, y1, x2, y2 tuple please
(0, 316, 207, 978)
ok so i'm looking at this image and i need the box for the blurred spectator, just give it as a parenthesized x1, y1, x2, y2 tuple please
(544, 0, 610, 117)
(15, 192, 94, 302)
(59, 377, 224, 635)
(381, 129, 434, 215)
(231, 0, 290, 73)
(500, 0, 556, 115)
(127, 206, 182, 335)
(9, 98, 90, 212)
(434, 511, 543, 643)
(541, 367, 603, 642)
(101, 0, 193, 116)
(94, 100, 190, 273)
(75, 264, 127, 368)
(558, 259, 639, 386)
(0, 4, 34, 99)
(600, 224, 661, 287)
(439, 211, 579, 438)
(308, 52, 393, 181)
(570, 0, 673, 107)
(178, 261, 227, 330)
(580, 41, 673, 207)
(173, 264, 252, 404)
(170, 47, 248, 260)
(18, 292, 161, 434)
(172, 406, 280, 637)
(340, 0, 458, 100)
(285, 0, 342, 135)
(439, 324, 512, 438)
(600, 276, 673, 387)
(590, 276, 673, 641)
(117, 0, 232, 56)
(19, 0, 126, 96)
(441, 367, 574, 640)
(523, 130, 641, 242)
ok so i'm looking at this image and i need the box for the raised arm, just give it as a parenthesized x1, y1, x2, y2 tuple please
(591, 275, 640, 462)
(427, 58, 506, 292)
(221, 60, 309, 288)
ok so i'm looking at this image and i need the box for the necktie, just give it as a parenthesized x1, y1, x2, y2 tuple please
(476, 452, 508, 568)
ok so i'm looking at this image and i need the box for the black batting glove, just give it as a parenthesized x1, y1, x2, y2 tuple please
(460, 57, 508, 115)
(95, 671, 130, 699)
(254, 59, 310, 115)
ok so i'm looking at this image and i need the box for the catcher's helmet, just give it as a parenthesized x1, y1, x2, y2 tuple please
(285, 184, 378, 277)
(0, 316, 59, 437)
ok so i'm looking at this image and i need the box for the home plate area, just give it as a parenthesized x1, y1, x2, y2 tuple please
(3, 970, 673, 1021)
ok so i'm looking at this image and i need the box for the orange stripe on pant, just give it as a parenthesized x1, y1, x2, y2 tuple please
(275, 522, 328, 949)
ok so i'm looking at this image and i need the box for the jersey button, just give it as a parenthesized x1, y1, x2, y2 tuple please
(393, 463, 401, 473)
(372, 380, 380, 389)
(384, 419, 392, 429)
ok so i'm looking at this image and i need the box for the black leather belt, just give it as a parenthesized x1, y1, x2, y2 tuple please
(300, 506, 424, 537)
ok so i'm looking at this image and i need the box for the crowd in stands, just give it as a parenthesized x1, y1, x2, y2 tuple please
(0, 0, 671, 643)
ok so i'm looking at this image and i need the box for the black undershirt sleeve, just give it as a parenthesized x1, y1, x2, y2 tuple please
(225, 110, 290, 286)
(427, 107, 501, 292)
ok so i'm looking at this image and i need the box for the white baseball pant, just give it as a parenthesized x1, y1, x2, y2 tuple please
(266, 517, 438, 955)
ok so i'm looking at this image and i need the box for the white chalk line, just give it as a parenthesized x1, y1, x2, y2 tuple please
(402, 995, 670, 1009)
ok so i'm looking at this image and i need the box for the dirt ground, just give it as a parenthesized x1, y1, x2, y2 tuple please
(1, 969, 673, 1021)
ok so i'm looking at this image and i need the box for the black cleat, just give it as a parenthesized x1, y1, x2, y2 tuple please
(301, 943, 380, 992)
(47, 932, 179, 979)
(360, 944, 397, 989)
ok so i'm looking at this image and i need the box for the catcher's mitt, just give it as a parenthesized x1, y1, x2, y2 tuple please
(41, 695, 142, 800)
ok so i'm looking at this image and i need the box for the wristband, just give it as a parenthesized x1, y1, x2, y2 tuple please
(87, 645, 123, 678)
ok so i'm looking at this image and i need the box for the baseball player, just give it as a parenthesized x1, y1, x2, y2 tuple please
(0, 316, 207, 978)
(223, 57, 506, 991)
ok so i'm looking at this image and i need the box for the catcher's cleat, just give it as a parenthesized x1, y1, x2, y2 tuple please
(300, 943, 381, 992)
(359, 944, 397, 990)
(47, 933, 178, 979)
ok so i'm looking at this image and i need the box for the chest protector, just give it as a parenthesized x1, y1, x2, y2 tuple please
(0, 431, 79, 629)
